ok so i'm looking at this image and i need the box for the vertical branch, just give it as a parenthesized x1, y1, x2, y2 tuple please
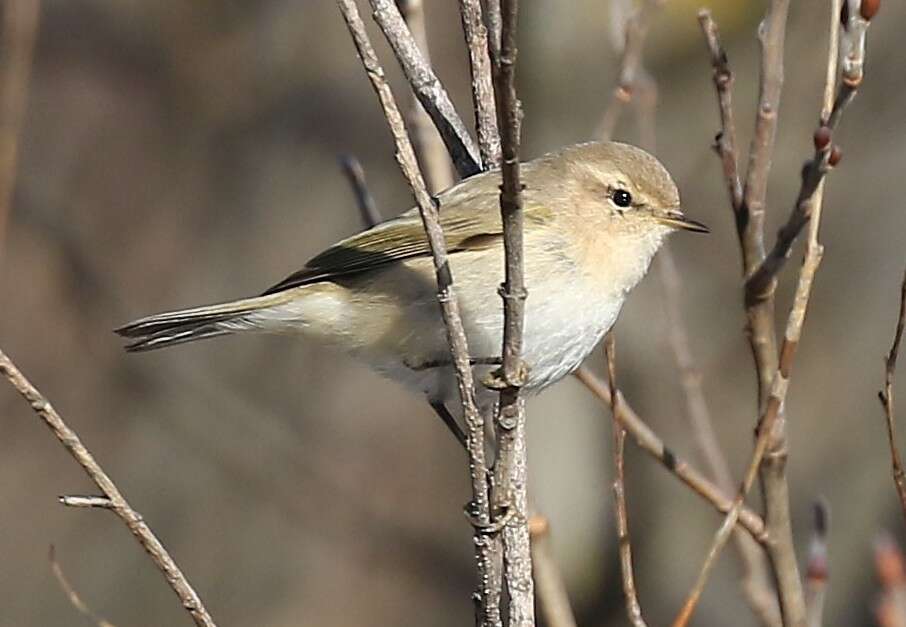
(529, 515, 578, 627)
(605, 336, 647, 627)
(368, 0, 482, 178)
(0, 351, 218, 627)
(459, 0, 501, 168)
(488, 0, 534, 623)
(336, 3, 500, 624)
(880, 268, 906, 522)
(0, 0, 40, 260)
(396, 0, 455, 193)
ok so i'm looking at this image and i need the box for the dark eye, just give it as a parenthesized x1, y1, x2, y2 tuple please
(611, 189, 633, 208)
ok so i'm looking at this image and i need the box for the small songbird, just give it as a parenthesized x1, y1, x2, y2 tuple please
(117, 141, 706, 412)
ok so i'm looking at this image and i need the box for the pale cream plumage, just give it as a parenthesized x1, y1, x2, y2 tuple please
(117, 141, 706, 406)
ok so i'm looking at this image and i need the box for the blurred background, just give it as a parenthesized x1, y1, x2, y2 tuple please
(1, 0, 905, 625)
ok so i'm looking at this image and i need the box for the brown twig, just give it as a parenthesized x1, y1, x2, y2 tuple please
(659, 248, 781, 627)
(339, 155, 383, 228)
(459, 0, 500, 168)
(0, 0, 40, 260)
(605, 336, 647, 627)
(487, 0, 534, 622)
(804, 500, 830, 627)
(881, 268, 906, 522)
(595, 0, 660, 141)
(367, 0, 482, 178)
(336, 2, 500, 624)
(49, 546, 118, 627)
(573, 366, 767, 543)
(745, 0, 873, 300)
(396, 0, 455, 193)
(528, 515, 578, 627)
(0, 350, 217, 627)
(697, 10, 742, 213)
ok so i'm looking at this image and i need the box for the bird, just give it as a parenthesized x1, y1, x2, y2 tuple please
(117, 141, 707, 424)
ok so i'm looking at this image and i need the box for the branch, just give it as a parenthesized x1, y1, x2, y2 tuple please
(605, 336, 647, 627)
(0, 349, 217, 627)
(745, 0, 879, 300)
(529, 516, 577, 627)
(697, 10, 742, 213)
(880, 267, 906, 523)
(49, 546, 118, 627)
(368, 0, 482, 178)
(339, 155, 383, 228)
(396, 0, 455, 193)
(596, 0, 660, 141)
(573, 367, 767, 543)
(487, 0, 534, 622)
(335, 2, 501, 624)
(0, 0, 40, 259)
(459, 0, 501, 168)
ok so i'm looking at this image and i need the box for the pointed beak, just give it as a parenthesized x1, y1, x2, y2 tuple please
(655, 210, 710, 234)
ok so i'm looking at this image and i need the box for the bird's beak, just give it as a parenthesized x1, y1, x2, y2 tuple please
(655, 209, 710, 234)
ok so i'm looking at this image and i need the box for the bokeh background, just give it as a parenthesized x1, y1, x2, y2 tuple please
(1, 1, 905, 625)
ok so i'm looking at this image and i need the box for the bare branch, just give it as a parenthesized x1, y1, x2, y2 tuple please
(573, 367, 767, 543)
(339, 155, 383, 228)
(605, 336, 647, 627)
(49, 546, 118, 627)
(459, 0, 501, 168)
(336, 2, 500, 623)
(881, 268, 906, 523)
(697, 10, 742, 213)
(529, 515, 577, 627)
(805, 500, 830, 627)
(487, 0, 534, 622)
(396, 0, 455, 193)
(596, 0, 660, 141)
(368, 0, 482, 178)
(0, 0, 40, 259)
(59, 495, 115, 509)
(0, 350, 217, 627)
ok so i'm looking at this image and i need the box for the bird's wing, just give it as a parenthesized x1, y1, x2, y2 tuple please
(262, 178, 552, 295)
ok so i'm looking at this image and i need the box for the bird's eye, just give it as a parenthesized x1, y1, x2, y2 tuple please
(611, 189, 633, 208)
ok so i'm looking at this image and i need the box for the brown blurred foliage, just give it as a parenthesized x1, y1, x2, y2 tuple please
(1, 1, 905, 625)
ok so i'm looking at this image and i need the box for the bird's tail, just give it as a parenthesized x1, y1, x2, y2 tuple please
(116, 292, 294, 353)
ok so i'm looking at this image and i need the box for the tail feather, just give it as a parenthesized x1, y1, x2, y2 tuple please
(116, 293, 291, 352)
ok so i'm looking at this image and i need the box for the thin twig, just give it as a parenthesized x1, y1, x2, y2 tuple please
(459, 0, 500, 168)
(596, 0, 660, 141)
(368, 0, 482, 178)
(573, 366, 767, 543)
(881, 268, 906, 522)
(339, 155, 383, 228)
(487, 0, 534, 622)
(396, 0, 455, 193)
(49, 546, 118, 627)
(605, 336, 647, 627)
(529, 515, 578, 627)
(0, 350, 217, 627)
(697, 10, 742, 213)
(336, 3, 500, 624)
(659, 248, 780, 627)
(0, 0, 40, 260)
(618, 11, 777, 621)
(805, 500, 830, 627)
(680, 2, 852, 619)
